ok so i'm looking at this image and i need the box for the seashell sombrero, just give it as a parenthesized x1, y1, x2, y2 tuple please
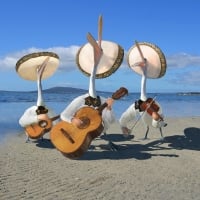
(16, 51, 60, 81)
(76, 15, 124, 79)
(127, 41, 167, 79)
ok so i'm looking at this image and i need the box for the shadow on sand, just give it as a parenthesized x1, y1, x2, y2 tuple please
(34, 138, 55, 149)
(31, 127, 200, 160)
(79, 126, 200, 160)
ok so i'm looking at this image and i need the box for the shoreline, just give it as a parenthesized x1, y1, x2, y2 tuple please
(0, 116, 200, 200)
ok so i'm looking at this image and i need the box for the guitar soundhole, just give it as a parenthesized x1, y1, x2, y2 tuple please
(38, 120, 48, 128)
(79, 117, 90, 129)
(60, 128, 75, 144)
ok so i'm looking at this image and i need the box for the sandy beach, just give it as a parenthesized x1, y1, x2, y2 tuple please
(0, 116, 200, 200)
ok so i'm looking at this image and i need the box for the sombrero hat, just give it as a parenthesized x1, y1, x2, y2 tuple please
(76, 15, 124, 79)
(76, 40, 124, 79)
(16, 52, 60, 81)
(127, 41, 167, 78)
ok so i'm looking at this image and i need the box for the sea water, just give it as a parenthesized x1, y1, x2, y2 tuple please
(0, 89, 199, 141)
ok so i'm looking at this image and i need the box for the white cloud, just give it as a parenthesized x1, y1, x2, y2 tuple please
(166, 53, 200, 68)
(179, 70, 200, 85)
(0, 46, 80, 71)
(46, 46, 80, 71)
(1, 47, 200, 78)
(0, 46, 130, 71)
(121, 51, 200, 70)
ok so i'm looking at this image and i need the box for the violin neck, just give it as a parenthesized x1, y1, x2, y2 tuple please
(157, 113, 164, 121)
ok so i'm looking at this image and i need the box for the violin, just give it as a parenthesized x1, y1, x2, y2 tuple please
(139, 98, 163, 121)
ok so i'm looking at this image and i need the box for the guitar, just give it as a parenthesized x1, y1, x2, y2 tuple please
(25, 115, 60, 139)
(50, 87, 128, 159)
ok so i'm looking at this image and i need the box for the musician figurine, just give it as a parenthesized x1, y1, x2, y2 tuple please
(119, 41, 167, 139)
(62, 16, 124, 147)
(50, 15, 126, 159)
(16, 52, 60, 142)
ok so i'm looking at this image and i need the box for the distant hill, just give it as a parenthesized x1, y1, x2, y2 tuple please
(0, 86, 114, 94)
(43, 87, 115, 95)
(43, 86, 88, 93)
(0, 86, 88, 93)
(4, 86, 199, 95)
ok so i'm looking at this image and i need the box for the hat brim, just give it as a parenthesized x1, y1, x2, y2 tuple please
(76, 41, 124, 79)
(127, 42, 167, 79)
(16, 52, 60, 81)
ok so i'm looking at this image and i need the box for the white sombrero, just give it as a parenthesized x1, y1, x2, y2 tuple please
(16, 52, 60, 81)
(127, 42, 167, 78)
(76, 40, 124, 79)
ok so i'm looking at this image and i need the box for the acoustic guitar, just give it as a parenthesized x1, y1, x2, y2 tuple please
(50, 87, 128, 159)
(25, 115, 60, 139)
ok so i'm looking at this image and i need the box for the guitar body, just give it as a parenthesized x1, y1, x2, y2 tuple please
(25, 119, 53, 139)
(50, 107, 103, 159)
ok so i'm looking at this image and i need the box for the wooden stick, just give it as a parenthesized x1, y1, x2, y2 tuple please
(135, 40, 145, 61)
(98, 15, 103, 49)
(87, 32, 102, 66)
(38, 56, 50, 71)
(37, 56, 50, 80)
(87, 32, 99, 52)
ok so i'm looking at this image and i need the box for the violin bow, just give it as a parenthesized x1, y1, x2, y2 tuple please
(130, 95, 157, 131)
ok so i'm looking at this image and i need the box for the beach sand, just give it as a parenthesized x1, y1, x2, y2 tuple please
(0, 117, 200, 200)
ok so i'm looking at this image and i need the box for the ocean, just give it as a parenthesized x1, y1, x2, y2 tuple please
(0, 87, 199, 141)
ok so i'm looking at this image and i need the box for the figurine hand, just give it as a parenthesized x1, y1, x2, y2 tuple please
(106, 98, 114, 110)
(71, 117, 83, 128)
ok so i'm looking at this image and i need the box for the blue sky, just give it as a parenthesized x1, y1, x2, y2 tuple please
(0, 0, 200, 93)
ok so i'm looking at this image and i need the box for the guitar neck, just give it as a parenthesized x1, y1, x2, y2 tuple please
(97, 87, 128, 114)
(50, 115, 60, 121)
(97, 102, 108, 115)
